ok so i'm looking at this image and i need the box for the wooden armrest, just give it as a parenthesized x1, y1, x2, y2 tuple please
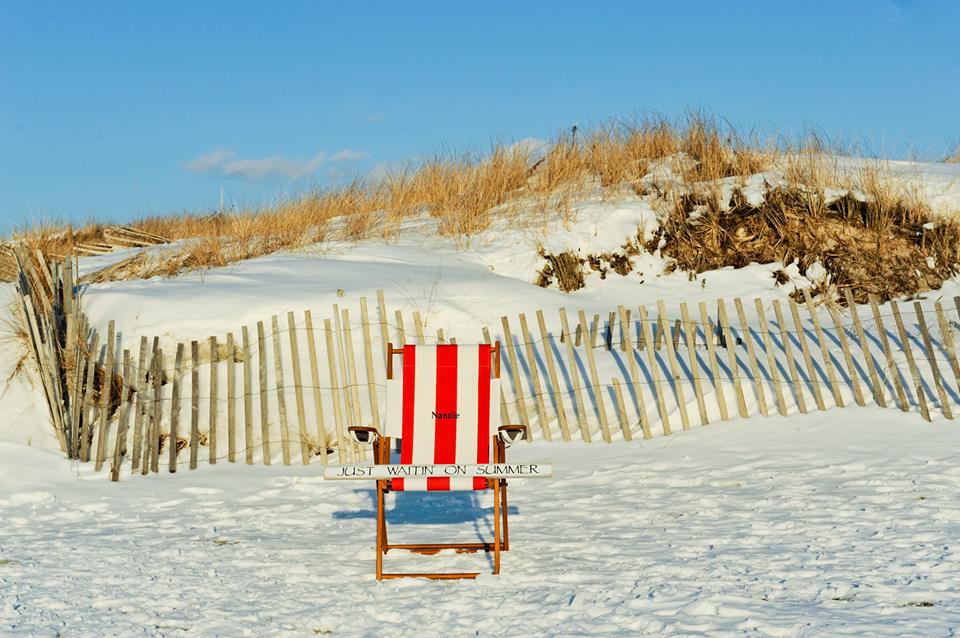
(498, 424, 527, 446)
(348, 426, 381, 444)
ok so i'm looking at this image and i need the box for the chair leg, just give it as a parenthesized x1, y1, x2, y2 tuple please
(377, 442, 389, 555)
(493, 479, 502, 574)
(376, 481, 384, 581)
(381, 513, 389, 552)
(379, 488, 389, 552)
(495, 437, 511, 552)
(501, 481, 510, 551)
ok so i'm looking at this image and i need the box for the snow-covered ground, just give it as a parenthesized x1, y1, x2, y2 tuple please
(3, 158, 960, 635)
(3, 409, 959, 636)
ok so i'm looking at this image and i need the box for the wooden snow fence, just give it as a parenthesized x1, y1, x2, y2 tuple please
(15, 255, 960, 481)
(0, 226, 169, 284)
(10, 249, 94, 460)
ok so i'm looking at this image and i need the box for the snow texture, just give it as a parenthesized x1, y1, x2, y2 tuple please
(2, 410, 960, 636)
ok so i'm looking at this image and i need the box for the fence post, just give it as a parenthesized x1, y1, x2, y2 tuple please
(869, 296, 908, 411)
(334, 307, 359, 462)
(287, 311, 311, 464)
(772, 300, 807, 414)
(578, 309, 611, 442)
(68, 316, 87, 459)
(413, 311, 426, 345)
(638, 304, 671, 435)
(535, 309, 571, 441)
(717, 299, 748, 418)
(501, 316, 531, 433)
(788, 297, 826, 411)
(680, 302, 709, 425)
(844, 290, 885, 408)
(619, 310, 628, 352)
(359, 298, 382, 445)
(208, 336, 219, 464)
(256, 321, 271, 465)
(801, 288, 843, 407)
(519, 313, 551, 441)
(827, 301, 865, 407)
(304, 310, 329, 463)
(130, 335, 149, 471)
(110, 350, 132, 481)
(914, 302, 952, 419)
(341, 308, 366, 462)
(376, 289, 390, 367)
(94, 320, 116, 471)
(226, 332, 237, 462)
(558, 308, 591, 442)
(169, 343, 185, 473)
(482, 325, 512, 427)
(618, 304, 652, 439)
(324, 318, 349, 464)
(138, 340, 152, 475)
(754, 299, 787, 416)
(149, 344, 162, 474)
(342, 308, 364, 426)
(394, 310, 407, 346)
(189, 340, 200, 470)
(241, 326, 255, 464)
(890, 300, 930, 420)
(80, 333, 100, 462)
(699, 302, 730, 421)
(734, 298, 767, 417)
(656, 301, 690, 430)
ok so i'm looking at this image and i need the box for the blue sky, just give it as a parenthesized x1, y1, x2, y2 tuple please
(1, 1, 958, 232)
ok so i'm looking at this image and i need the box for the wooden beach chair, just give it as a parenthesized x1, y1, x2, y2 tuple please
(347, 342, 529, 581)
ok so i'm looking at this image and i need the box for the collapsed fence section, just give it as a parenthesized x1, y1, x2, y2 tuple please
(15, 255, 960, 481)
(11, 248, 91, 458)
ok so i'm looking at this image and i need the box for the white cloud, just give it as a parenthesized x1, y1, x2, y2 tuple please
(329, 149, 369, 162)
(222, 152, 328, 181)
(185, 149, 235, 173)
(185, 148, 369, 181)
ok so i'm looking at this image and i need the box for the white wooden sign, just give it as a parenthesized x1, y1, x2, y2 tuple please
(323, 463, 553, 481)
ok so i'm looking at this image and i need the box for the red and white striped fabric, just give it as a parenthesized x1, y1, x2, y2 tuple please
(384, 344, 501, 491)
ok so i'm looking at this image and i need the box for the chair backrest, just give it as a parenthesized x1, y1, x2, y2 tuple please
(385, 344, 501, 490)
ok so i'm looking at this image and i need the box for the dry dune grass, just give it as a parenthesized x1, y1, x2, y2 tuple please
(4, 113, 958, 302)
(8, 114, 775, 274)
(655, 158, 960, 304)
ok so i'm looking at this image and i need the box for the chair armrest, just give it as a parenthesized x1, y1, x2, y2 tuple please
(348, 426, 381, 445)
(498, 424, 528, 446)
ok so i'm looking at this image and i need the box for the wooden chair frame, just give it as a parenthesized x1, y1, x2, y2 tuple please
(354, 341, 525, 581)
